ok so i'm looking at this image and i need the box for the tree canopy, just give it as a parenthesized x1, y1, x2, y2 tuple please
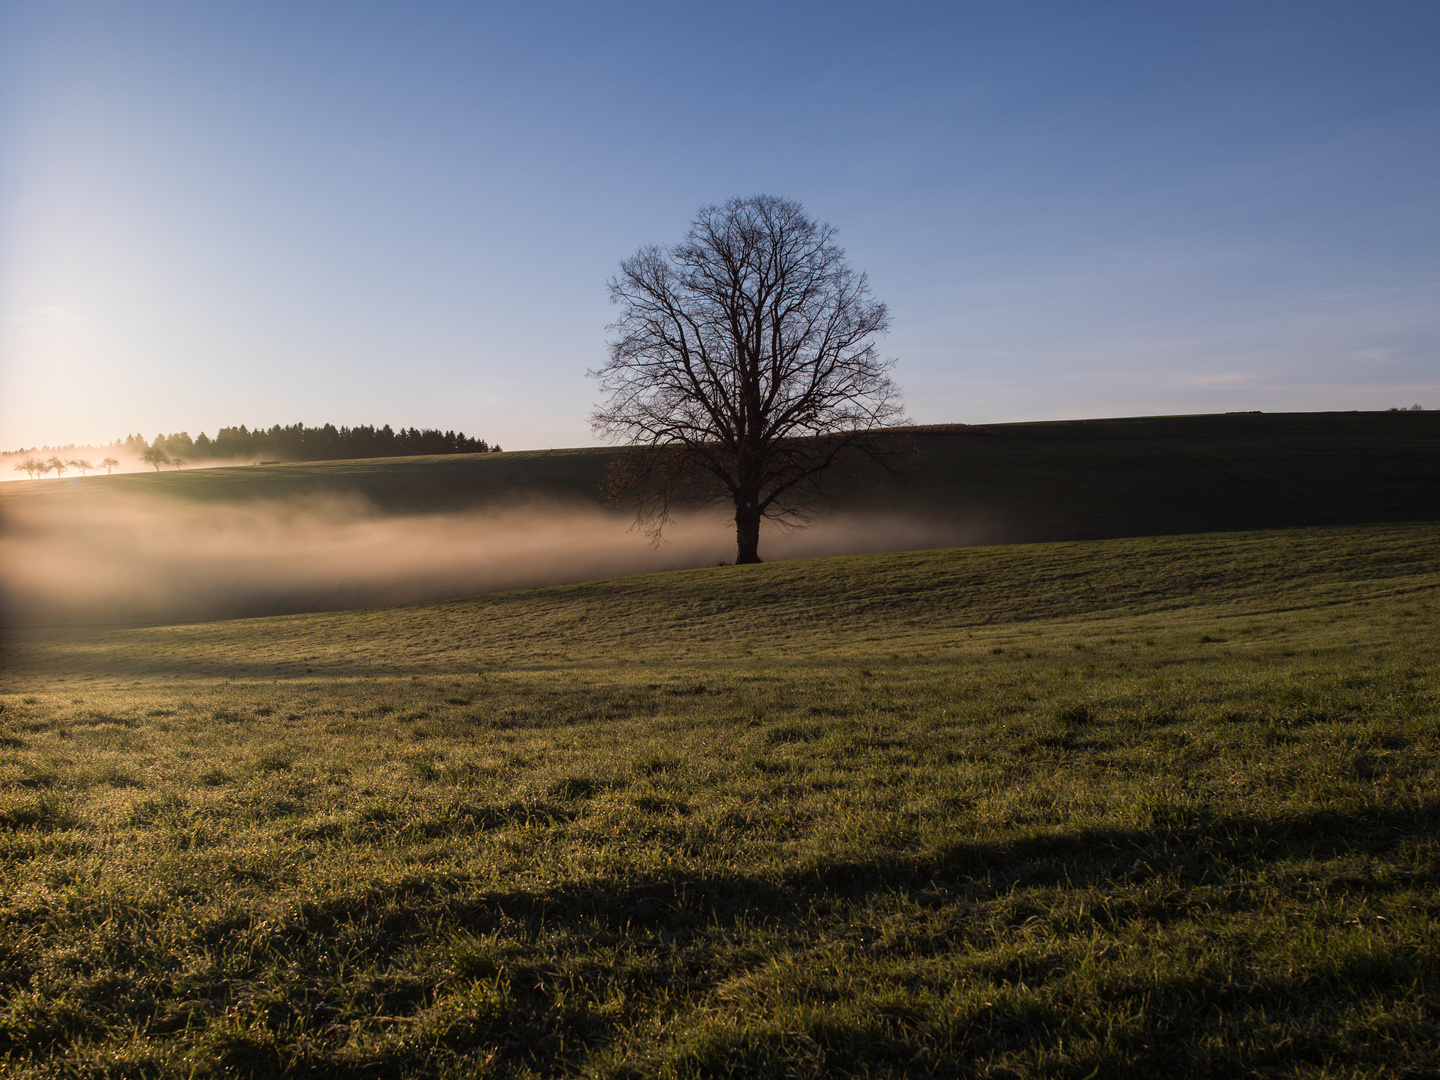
(592, 195, 904, 563)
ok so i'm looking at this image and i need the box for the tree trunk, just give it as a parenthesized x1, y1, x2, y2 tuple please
(734, 500, 762, 564)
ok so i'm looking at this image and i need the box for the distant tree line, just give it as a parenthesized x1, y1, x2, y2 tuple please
(8, 423, 502, 479)
(134, 423, 502, 464)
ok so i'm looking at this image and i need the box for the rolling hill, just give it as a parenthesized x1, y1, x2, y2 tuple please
(4, 410, 1436, 544)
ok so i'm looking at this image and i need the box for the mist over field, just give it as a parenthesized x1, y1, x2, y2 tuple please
(1, 448, 259, 482)
(0, 491, 992, 627)
(6, 410, 1434, 629)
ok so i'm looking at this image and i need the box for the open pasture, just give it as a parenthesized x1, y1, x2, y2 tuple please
(2, 522, 1438, 1076)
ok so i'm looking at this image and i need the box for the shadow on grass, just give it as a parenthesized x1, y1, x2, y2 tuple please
(140, 800, 1440, 1077)
(4, 801, 1435, 1075)
(273, 799, 1438, 935)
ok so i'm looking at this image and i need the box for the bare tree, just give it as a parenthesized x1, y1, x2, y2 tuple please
(12, 457, 42, 479)
(66, 458, 95, 476)
(591, 195, 905, 564)
(46, 456, 67, 478)
(100, 457, 120, 475)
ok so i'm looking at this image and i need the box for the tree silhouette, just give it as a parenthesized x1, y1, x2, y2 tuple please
(66, 458, 95, 476)
(141, 446, 171, 471)
(46, 456, 67, 478)
(592, 195, 904, 563)
(100, 457, 120, 475)
(12, 458, 42, 479)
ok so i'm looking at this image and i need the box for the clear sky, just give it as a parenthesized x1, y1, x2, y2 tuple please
(2, 1, 1437, 452)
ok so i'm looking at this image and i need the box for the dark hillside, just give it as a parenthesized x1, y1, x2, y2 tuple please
(4, 410, 1434, 543)
(0, 446, 616, 514)
(862, 409, 1440, 542)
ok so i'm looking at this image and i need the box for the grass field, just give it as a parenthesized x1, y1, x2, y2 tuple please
(3, 521, 1438, 1076)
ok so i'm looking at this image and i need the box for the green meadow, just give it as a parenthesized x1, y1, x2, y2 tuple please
(3, 520, 1438, 1077)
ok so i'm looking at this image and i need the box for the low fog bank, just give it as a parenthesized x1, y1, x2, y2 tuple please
(1, 449, 256, 482)
(0, 491, 999, 628)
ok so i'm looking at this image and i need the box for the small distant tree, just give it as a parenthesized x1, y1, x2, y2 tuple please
(100, 457, 120, 475)
(141, 446, 171, 471)
(171, 457, 186, 470)
(66, 458, 95, 476)
(12, 457, 42, 478)
(46, 456, 67, 477)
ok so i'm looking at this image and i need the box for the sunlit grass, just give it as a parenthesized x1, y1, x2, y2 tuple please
(2, 523, 1438, 1077)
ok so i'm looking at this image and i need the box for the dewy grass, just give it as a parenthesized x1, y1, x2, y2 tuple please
(1, 523, 1438, 1077)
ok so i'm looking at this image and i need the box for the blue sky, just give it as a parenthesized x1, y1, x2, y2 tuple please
(2, 1, 1437, 451)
